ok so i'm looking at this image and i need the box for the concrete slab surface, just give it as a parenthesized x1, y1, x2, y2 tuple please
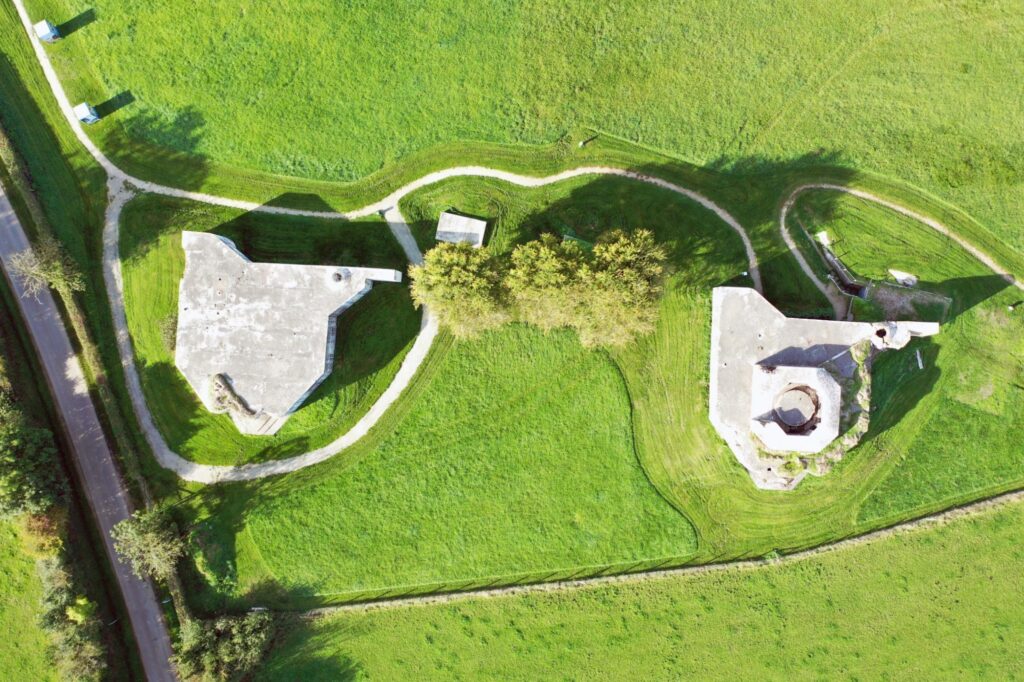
(175, 232, 401, 434)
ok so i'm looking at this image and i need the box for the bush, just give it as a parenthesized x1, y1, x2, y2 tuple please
(410, 242, 511, 338)
(8, 235, 85, 300)
(174, 612, 275, 681)
(505, 234, 587, 332)
(573, 229, 667, 347)
(111, 508, 185, 582)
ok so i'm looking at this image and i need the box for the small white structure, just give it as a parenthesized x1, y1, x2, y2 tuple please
(889, 269, 919, 287)
(174, 232, 401, 435)
(33, 20, 60, 42)
(436, 211, 487, 248)
(709, 287, 939, 490)
(73, 103, 100, 124)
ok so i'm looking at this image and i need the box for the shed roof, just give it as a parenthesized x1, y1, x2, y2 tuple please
(436, 211, 487, 248)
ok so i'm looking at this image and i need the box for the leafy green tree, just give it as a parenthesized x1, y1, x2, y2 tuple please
(505, 234, 586, 331)
(111, 508, 185, 582)
(174, 612, 275, 680)
(0, 403, 65, 517)
(574, 229, 668, 347)
(410, 242, 510, 338)
(8, 235, 85, 300)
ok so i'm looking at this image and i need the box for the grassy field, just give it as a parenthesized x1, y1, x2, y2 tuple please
(0, 522, 55, 682)
(186, 321, 696, 608)
(23, 0, 1024, 255)
(788, 193, 1024, 526)
(260, 498, 1024, 680)
(8, 0, 1024, 631)
(120, 194, 421, 464)
(166, 170, 1024, 610)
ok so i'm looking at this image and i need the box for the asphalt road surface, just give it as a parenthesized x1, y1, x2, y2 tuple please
(0, 185, 176, 681)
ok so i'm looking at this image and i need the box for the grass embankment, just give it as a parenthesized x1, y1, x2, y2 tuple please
(187, 322, 696, 608)
(789, 193, 1024, 526)
(179, 172, 775, 610)
(261, 498, 1024, 680)
(120, 194, 420, 465)
(26, 0, 1024, 254)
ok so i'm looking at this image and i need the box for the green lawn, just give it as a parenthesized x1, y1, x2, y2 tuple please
(789, 193, 1024, 525)
(23, 0, 1024, 255)
(172, 170, 1024, 610)
(0, 522, 56, 682)
(188, 322, 696, 608)
(119, 194, 421, 465)
(260, 498, 1024, 680)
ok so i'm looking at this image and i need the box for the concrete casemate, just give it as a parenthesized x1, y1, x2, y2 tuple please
(174, 232, 401, 435)
(709, 287, 939, 490)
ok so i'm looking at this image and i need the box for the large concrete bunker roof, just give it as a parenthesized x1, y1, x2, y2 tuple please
(709, 287, 939, 490)
(174, 232, 401, 435)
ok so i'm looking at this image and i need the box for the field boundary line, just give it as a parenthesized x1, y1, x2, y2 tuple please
(301, 486, 1024, 615)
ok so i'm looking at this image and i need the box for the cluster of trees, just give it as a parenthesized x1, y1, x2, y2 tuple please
(411, 229, 668, 347)
(112, 509, 275, 680)
(111, 508, 185, 583)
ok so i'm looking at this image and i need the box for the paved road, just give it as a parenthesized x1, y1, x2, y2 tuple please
(0, 185, 176, 681)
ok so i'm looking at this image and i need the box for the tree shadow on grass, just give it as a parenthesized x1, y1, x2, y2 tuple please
(136, 360, 204, 455)
(261, 619, 364, 681)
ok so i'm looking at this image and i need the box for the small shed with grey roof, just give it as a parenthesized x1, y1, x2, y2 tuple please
(436, 211, 487, 248)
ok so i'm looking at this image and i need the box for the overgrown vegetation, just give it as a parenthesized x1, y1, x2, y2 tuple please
(8, 234, 85, 300)
(0, 391, 64, 518)
(36, 551, 104, 681)
(0, 262, 106, 679)
(411, 229, 667, 346)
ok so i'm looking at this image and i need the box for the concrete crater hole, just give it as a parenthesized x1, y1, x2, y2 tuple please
(773, 384, 820, 432)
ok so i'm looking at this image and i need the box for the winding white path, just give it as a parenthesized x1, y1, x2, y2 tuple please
(14, 0, 761, 482)
(15, 0, 1019, 485)
(780, 183, 1023, 320)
